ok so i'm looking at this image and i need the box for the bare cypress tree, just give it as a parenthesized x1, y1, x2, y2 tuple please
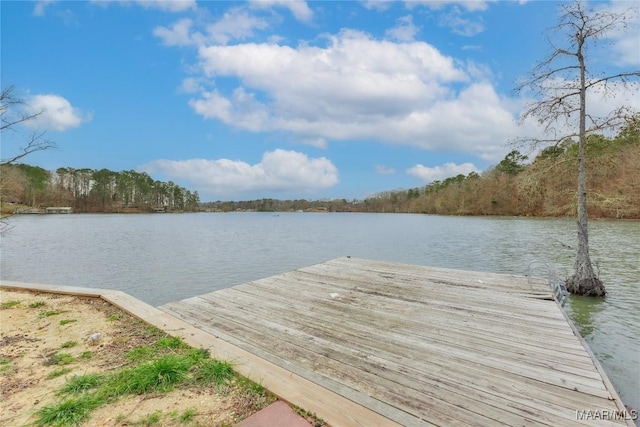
(515, 1, 639, 297)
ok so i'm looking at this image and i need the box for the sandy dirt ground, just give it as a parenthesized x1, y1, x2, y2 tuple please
(0, 289, 269, 427)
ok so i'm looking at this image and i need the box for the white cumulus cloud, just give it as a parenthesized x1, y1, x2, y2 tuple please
(139, 149, 338, 196)
(205, 7, 270, 45)
(386, 15, 419, 42)
(153, 7, 588, 164)
(90, 0, 196, 12)
(405, 1, 496, 12)
(612, 35, 640, 66)
(186, 30, 529, 160)
(154, 8, 270, 46)
(361, 0, 394, 12)
(599, 1, 640, 66)
(153, 18, 195, 46)
(139, 0, 196, 12)
(407, 162, 478, 183)
(25, 94, 91, 131)
(438, 9, 485, 36)
(33, 0, 56, 16)
(249, 0, 313, 22)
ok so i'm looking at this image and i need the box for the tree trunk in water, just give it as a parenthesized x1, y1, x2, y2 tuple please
(565, 36, 606, 298)
(565, 191, 606, 296)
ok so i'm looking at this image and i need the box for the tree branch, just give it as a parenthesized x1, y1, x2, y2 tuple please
(0, 86, 47, 132)
(0, 131, 56, 166)
(1, 85, 57, 165)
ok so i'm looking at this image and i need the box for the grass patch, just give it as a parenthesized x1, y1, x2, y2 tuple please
(61, 374, 102, 394)
(185, 347, 209, 362)
(46, 353, 75, 366)
(60, 341, 77, 349)
(0, 357, 13, 374)
(236, 376, 268, 396)
(106, 314, 121, 321)
(178, 408, 196, 423)
(29, 301, 47, 308)
(194, 359, 235, 386)
(59, 319, 77, 326)
(1, 300, 21, 309)
(126, 337, 193, 363)
(47, 368, 73, 380)
(41, 310, 66, 318)
(36, 395, 103, 427)
(34, 331, 271, 426)
(126, 345, 155, 362)
(136, 410, 162, 426)
(124, 355, 191, 394)
(80, 351, 93, 360)
(155, 336, 189, 350)
(100, 354, 191, 398)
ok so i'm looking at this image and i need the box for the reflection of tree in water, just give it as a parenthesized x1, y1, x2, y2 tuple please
(567, 295, 606, 339)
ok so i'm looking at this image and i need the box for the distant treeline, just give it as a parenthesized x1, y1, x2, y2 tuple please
(363, 118, 638, 219)
(204, 117, 640, 219)
(1, 166, 200, 213)
(200, 198, 359, 213)
(3, 118, 637, 218)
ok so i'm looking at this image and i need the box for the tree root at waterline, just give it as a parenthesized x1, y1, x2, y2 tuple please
(566, 275, 607, 298)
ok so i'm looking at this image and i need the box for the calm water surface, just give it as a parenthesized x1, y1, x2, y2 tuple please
(1, 213, 638, 410)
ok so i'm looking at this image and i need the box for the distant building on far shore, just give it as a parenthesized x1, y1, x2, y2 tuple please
(16, 208, 42, 214)
(45, 207, 73, 214)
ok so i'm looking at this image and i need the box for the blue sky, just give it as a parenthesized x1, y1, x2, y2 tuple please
(2, 0, 639, 201)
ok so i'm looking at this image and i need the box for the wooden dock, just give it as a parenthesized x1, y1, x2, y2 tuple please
(159, 257, 632, 427)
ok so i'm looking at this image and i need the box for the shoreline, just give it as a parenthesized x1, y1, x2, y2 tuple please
(4, 209, 640, 221)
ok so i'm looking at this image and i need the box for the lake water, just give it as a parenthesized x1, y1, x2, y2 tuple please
(1, 212, 638, 411)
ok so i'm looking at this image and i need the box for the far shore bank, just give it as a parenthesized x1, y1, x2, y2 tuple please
(3, 207, 639, 221)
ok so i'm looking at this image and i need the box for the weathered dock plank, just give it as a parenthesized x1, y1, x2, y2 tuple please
(200, 283, 600, 382)
(176, 292, 608, 426)
(159, 257, 632, 427)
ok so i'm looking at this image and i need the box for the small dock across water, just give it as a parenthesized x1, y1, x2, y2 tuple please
(160, 257, 632, 427)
